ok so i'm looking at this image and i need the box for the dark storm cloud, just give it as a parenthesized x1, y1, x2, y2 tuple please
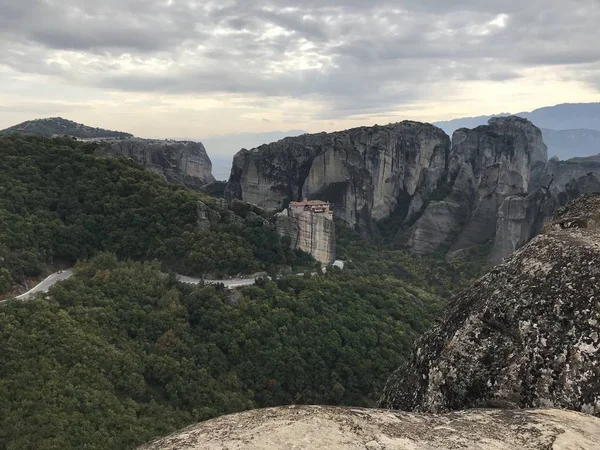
(1, 0, 599, 118)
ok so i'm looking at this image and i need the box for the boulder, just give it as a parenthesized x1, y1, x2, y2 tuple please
(380, 194, 600, 416)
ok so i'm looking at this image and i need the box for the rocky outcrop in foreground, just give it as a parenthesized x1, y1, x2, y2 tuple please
(0, 117, 133, 139)
(379, 194, 600, 415)
(96, 139, 215, 188)
(139, 405, 600, 449)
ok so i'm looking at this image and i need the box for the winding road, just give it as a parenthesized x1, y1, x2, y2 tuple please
(15, 269, 75, 300)
(2, 260, 345, 304)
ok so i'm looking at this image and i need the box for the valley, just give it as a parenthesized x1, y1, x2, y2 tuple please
(1, 107, 600, 449)
(3, 0, 600, 447)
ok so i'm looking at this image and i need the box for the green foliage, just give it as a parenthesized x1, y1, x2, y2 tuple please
(0, 135, 486, 450)
(336, 222, 487, 298)
(0, 135, 306, 295)
(0, 255, 445, 449)
(1, 117, 133, 139)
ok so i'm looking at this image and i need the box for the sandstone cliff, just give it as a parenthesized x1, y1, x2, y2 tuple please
(379, 194, 600, 415)
(402, 116, 548, 255)
(276, 208, 335, 264)
(225, 122, 450, 228)
(489, 154, 600, 263)
(139, 405, 600, 450)
(227, 117, 600, 263)
(96, 138, 215, 188)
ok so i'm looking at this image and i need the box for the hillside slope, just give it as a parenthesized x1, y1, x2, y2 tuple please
(0, 135, 305, 297)
(1, 117, 133, 139)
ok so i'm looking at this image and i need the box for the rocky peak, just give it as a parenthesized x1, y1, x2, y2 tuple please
(379, 194, 600, 416)
(95, 138, 215, 188)
(402, 116, 548, 255)
(225, 121, 450, 228)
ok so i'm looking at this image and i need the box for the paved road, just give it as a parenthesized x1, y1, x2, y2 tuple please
(176, 275, 264, 288)
(16, 269, 75, 299)
(3, 261, 345, 304)
(1, 270, 262, 304)
(8, 269, 75, 302)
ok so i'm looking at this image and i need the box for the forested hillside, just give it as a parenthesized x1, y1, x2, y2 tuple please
(0, 135, 486, 449)
(0, 250, 474, 449)
(1, 117, 133, 139)
(0, 135, 310, 297)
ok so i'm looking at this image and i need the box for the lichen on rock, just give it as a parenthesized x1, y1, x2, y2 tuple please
(379, 194, 600, 416)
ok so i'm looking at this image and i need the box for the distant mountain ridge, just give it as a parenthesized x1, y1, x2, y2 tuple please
(434, 102, 600, 135)
(1, 117, 133, 140)
(539, 128, 600, 159)
(434, 103, 600, 160)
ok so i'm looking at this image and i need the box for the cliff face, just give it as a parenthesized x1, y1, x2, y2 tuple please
(227, 117, 600, 263)
(379, 194, 600, 416)
(139, 405, 600, 450)
(225, 122, 450, 227)
(276, 208, 335, 264)
(96, 139, 215, 188)
(402, 116, 548, 255)
(488, 154, 600, 263)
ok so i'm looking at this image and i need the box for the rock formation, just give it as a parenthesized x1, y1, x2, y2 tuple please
(96, 139, 215, 188)
(489, 154, 600, 263)
(196, 201, 221, 231)
(227, 117, 600, 263)
(139, 405, 600, 449)
(225, 122, 450, 228)
(402, 116, 548, 255)
(275, 200, 335, 264)
(379, 194, 600, 415)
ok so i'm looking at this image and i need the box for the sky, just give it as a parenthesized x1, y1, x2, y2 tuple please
(1, 0, 600, 141)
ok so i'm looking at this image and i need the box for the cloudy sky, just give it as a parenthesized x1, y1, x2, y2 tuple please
(1, 0, 599, 140)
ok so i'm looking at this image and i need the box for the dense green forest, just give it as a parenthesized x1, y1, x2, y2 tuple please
(0, 135, 311, 296)
(0, 252, 467, 450)
(0, 135, 487, 449)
